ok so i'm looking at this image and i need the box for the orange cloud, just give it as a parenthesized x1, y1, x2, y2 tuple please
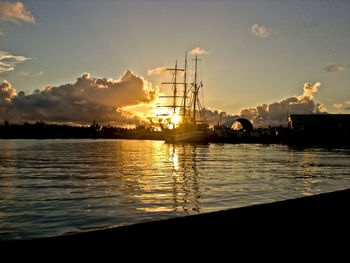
(0, 1, 35, 24)
(325, 65, 344, 72)
(147, 66, 168, 75)
(333, 104, 343, 109)
(189, 47, 209, 55)
(0, 50, 31, 72)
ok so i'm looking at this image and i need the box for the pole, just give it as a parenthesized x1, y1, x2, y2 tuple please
(183, 53, 187, 124)
(193, 55, 198, 124)
(173, 60, 178, 113)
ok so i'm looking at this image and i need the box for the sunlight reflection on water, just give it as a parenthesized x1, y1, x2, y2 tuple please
(0, 139, 350, 240)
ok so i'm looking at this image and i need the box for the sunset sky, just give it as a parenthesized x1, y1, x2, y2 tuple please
(0, 0, 349, 126)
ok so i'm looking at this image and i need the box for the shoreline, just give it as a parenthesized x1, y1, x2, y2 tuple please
(2, 188, 350, 248)
(1, 121, 349, 146)
(1, 136, 349, 148)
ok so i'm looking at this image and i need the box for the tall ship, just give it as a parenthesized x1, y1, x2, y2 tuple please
(157, 53, 211, 143)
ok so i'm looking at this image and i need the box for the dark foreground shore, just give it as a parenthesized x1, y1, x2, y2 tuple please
(2, 188, 350, 251)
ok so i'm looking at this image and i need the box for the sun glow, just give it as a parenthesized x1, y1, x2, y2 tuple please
(152, 99, 182, 129)
(121, 87, 183, 130)
(170, 108, 181, 128)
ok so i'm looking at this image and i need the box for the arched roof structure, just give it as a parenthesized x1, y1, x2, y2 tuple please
(223, 118, 253, 132)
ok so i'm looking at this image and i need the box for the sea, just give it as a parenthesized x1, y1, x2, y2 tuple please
(1, 139, 350, 240)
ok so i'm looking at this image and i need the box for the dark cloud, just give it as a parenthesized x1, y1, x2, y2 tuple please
(0, 73, 327, 129)
(0, 70, 158, 126)
(203, 82, 327, 128)
(0, 80, 16, 121)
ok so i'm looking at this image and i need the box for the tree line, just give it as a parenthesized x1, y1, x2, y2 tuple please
(0, 121, 164, 140)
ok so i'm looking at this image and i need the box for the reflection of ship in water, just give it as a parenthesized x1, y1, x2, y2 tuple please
(157, 53, 211, 143)
(167, 143, 207, 213)
(111, 140, 207, 214)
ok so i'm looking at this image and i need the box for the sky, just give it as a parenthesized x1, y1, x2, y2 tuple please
(0, 0, 349, 127)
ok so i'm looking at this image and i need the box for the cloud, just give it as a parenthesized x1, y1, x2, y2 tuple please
(0, 70, 159, 126)
(189, 47, 209, 55)
(0, 71, 329, 129)
(203, 82, 326, 128)
(0, 1, 35, 24)
(147, 66, 168, 76)
(0, 79, 16, 102)
(0, 80, 16, 120)
(201, 107, 238, 127)
(333, 104, 343, 109)
(251, 24, 272, 39)
(18, 71, 29, 76)
(18, 71, 44, 77)
(325, 65, 344, 73)
(241, 82, 326, 127)
(299, 81, 321, 101)
(0, 50, 31, 72)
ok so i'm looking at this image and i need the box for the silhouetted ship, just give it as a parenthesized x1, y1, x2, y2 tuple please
(157, 53, 210, 143)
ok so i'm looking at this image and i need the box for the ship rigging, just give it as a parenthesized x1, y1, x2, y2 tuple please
(157, 53, 210, 142)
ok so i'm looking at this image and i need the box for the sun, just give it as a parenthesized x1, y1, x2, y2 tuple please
(152, 97, 182, 129)
(170, 110, 181, 128)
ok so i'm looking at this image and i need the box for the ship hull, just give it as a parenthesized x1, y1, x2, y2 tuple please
(165, 130, 210, 143)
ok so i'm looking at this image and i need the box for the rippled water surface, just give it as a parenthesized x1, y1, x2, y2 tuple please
(1, 139, 350, 240)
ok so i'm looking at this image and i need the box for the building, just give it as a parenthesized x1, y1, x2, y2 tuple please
(288, 114, 350, 145)
(288, 114, 350, 132)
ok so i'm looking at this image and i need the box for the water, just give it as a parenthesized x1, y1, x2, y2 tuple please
(1, 139, 350, 240)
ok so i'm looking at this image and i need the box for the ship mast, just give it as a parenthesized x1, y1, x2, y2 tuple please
(157, 53, 206, 129)
(182, 53, 188, 124)
(157, 60, 185, 127)
(191, 55, 206, 125)
(192, 55, 200, 124)
(172, 60, 178, 112)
